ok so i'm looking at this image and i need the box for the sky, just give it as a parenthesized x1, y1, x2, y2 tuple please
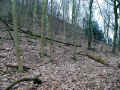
(56, 0, 114, 39)
(94, 0, 104, 28)
(94, 0, 114, 39)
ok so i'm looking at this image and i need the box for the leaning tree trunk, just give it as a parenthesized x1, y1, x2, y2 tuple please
(11, 0, 23, 72)
(112, 0, 118, 53)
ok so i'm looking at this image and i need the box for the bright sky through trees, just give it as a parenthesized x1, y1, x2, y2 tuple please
(49, 0, 113, 39)
(94, 0, 114, 39)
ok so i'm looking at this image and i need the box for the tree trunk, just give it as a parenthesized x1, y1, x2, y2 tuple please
(40, 0, 48, 57)
(112, 0, 118, 53)
(88, 0, 93, 49)
(11, 0, 23, 72)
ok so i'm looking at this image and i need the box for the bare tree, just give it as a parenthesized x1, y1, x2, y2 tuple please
(40, 0, 48, 57)
(88, 0, 94, 49)
(11, 0, 23, 72)
(112, 0, 119, 53)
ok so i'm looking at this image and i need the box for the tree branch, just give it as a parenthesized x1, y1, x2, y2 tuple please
(5, 75, 43, 90)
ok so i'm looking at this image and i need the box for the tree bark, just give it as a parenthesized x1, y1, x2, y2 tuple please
(40, 0, 48, 57)
(11, 0, 23, 72)
(112, 0, 118, 53)
(88, 0, 94, 49)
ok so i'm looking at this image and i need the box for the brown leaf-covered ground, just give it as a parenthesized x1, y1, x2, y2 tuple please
(0, 22, 120, 90)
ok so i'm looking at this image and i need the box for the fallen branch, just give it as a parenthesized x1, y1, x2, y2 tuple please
(0, 18, 82, 47)
(5, 63, 31, 71)
(5, 75, 43, 90)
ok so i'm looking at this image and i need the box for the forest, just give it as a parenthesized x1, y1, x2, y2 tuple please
(0, 0, 120, 90)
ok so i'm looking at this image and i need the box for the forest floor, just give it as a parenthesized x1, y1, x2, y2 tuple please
(0, 22, 120, 90)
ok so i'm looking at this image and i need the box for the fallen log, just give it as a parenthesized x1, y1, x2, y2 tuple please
(78, 50, 118, 70)
(4, 75, 44, 90)
(0, 18, 81, 48)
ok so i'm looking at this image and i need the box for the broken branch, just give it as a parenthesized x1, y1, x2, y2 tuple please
(5, 75, 43, 90)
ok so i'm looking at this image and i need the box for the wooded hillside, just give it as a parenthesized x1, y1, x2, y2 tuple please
(0, 0, 120, 90)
